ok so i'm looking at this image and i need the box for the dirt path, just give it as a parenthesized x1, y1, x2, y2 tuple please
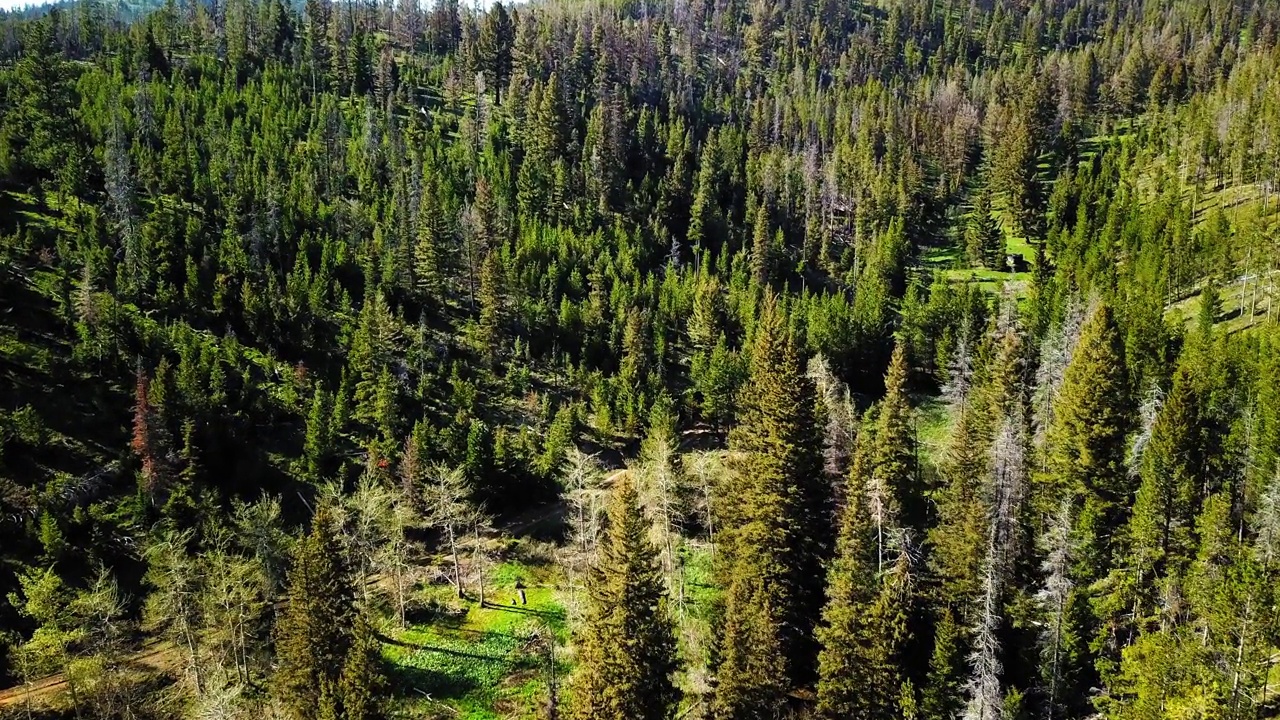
(0, 642, 175, 709)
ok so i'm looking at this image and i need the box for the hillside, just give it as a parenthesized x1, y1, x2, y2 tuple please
(3, 0, 1280, 718)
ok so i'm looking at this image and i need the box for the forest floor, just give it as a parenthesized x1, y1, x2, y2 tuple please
(0, 470, 628, 717)
(1166, 268, 1280, 334)
(0, 642, 178, 711)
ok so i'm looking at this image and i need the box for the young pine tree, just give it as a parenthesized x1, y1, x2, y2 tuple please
(337, 613, 386, 720)
(713, 573, 788, 720)
(965, 184, 1004, 269)
(569, 474, 680, 720)
(922, 608, 965, 720)
(815, 463, 881, 719)
(866, 341, 920, 569)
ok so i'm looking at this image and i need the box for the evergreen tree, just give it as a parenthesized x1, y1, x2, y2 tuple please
(476, 250, 505, 368)
(713, 574, 788, 720)
(965, 183, 1004, 269)
(866, 341, 920, 569)
(569, 474, 680, 720)
(717, 291, 828, 693)
(751, 204, 773, 285)
(815, 462, 880, 719)
(273, 506, 358, 719)
(475, 2, 514, 102)
(922, 608, 964, 720)
(1128, 360, 1200, 588)
(1041, 303, 1131, 581)
(338, 613, 386, 720)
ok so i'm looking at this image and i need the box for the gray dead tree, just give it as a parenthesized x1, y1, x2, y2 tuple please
(1032, 298, 1086, 451)
(424, 463, 474, 599)
(637, 428, 688, 610)
(963, 415, 1026, 720)
(1126, 382, 1164, 479)
(808, 354, 856, 501)
(1037, 500, 1074, 720)
(687, 450, 723, 556)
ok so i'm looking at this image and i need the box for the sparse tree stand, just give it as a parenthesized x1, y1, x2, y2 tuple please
(568, 474, 680, 720)
(425, 463, 474, 599)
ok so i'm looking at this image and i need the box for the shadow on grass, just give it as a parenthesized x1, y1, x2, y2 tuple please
(386, 663, 482, 702)
(403, 599, 468, 628)
(485, 603, 566, 621)
(378, 633, 508, 662)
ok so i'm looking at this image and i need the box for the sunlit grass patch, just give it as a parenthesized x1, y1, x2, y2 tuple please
(384, 558, 567, 719)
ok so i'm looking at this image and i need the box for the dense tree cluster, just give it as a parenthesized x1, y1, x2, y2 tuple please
(1, 0, 1280, 716)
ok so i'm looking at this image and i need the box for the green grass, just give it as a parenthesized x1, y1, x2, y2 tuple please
(682, 542, 720, 626)
(383, 556, 568, 719)
(1165, 274, 1278, 336)
(915, 397, 953, 470)
(923, 202, 1035, 298)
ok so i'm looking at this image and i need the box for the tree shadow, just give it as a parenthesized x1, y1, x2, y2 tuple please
(485, 603, 565, 622)
(386, 664, 481, 702)
(378, 633, 508, 662)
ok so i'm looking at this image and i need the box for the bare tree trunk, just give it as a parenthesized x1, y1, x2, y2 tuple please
(473, 523, 486, 606)
(183, 613, 203, 695)
(396, 555, 407, 628)
(69, 669, 81, 720)
(450, 523, 462, 598)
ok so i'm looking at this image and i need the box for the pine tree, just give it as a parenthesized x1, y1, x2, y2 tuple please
(1128, 360, 1200, 589)
(866, 341, 919, 569)
(713, 573, 788, 720)
(337, 613, 385, 720)
(1041, 303, 1131, 581)
(991, 107, 1044, 241)
(569, 474, 680, 720)
(865, 545, 915, 719)
(751, 204, 773, 285)
(476, 250, 505, 368)
(273, 506, 357, 719)
(475, 2, 514, 101)
(688, 275, 724, 354)
(303, 386, 331, 482)
(815, 465, 880, 719)
(717, 291, 828, 692)
(929, 401, 991, 606)
(965, 183, 1004, 269)
(413, 181, 444, 297)
(922, 608, 964, 720)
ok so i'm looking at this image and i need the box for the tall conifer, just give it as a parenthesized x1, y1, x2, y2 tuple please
(273, 506, 357, 719)
(717, 291, 828, 699)
(569, 474, 680, 720)
(1041, 303, 1131, 581)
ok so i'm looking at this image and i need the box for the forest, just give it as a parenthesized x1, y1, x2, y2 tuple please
(1, 0, 1280, 716)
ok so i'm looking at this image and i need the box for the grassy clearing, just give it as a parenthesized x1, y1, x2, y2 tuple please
(923, 202, 1035, 298)
(915, 396, 953, 471)
(1165, 273, 1279, 335)
(674, 541, 719, 714)
(379, 497, 725, 718)
(383, 554, 568, 719)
